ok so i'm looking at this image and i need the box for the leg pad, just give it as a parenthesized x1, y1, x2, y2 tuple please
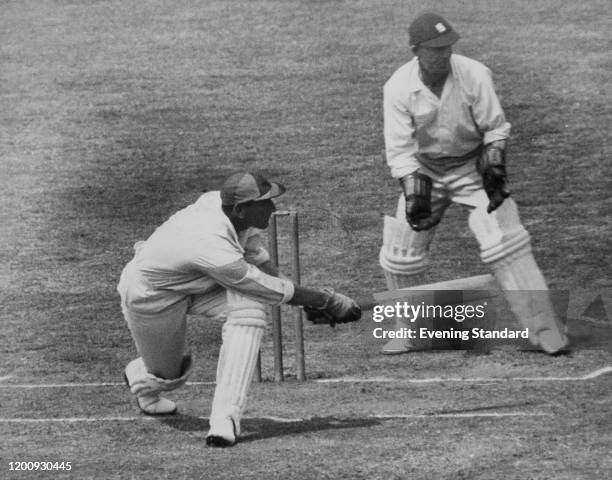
(207, 293, 267, 444)
(485, 242, 569, 354)
(379, 215, 435, 276)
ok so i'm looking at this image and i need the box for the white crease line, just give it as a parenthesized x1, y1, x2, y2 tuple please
(316, 365, 612, 384)
(1, 366, 610, 389)
(0, 412, 552, 424)
(0, 381, 215, 389)
(371, 412, 553, 418)
(581, 366, 612, 379)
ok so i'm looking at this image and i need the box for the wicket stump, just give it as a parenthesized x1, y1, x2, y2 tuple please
(255, 210, 306, 382)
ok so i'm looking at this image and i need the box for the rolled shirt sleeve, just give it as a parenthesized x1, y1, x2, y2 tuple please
(207, 259, 294, 305)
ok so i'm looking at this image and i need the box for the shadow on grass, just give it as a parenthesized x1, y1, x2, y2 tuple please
(239, 416, 381, 443)
(158, 414, 209, 432)
(157, 414, 380, 442)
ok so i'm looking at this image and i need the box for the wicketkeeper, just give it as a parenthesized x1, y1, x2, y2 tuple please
(118, 172, 361, 447)
(379, 13, 568, 355)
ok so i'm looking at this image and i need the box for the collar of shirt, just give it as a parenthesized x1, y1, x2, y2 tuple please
(405, 55, 455, 95)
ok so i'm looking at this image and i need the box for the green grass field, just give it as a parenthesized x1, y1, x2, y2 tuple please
(1, 0, 611, 478)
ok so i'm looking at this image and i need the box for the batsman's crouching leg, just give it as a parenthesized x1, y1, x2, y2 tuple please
(206, 291, 267, 447)
(469, 200, 569, 354)
(119, 294, 192, 415)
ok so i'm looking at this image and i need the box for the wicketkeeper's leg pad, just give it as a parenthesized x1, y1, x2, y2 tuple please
(468, 198, 529, 259)
(379, 215, 435, 282)
(472, 201, 568, 354)
(207, 291, 267, 445)
(124, 355, 193, 415)
(378, 215, 433, 353)
(487, 244, 568, 354)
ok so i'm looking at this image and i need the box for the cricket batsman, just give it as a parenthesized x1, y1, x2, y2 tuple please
(378, 13, 568, 355)
(118, 172, 361, 447)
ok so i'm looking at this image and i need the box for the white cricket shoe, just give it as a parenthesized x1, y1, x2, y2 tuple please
(123, 360, 178, 416)
(381, 337, 412, 355)
(206, 416, 238, 447)
(135, 393, 177, 416)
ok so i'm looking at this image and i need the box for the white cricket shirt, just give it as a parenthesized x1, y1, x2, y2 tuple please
(383, 54, 511, 178)
(119, 191, 294, 313)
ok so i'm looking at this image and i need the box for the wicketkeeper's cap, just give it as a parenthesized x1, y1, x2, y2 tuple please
(220, 172, 286, 206)
(409, 13, 459, 48)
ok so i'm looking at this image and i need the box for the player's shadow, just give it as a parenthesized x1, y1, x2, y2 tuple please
(158, 414, 209, 432)
(239, 416, 381, 443)
(157, 414, 380, 442)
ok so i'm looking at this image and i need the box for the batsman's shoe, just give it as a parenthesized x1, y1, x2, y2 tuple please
(206, 416, 238, 448)
(135, 392, 177, 416)
(123, 356, 192, 416)
(122, 371, 178, 416)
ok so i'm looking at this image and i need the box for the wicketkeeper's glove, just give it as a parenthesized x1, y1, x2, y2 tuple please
(401, 172, 440, 231)
(477, 141, 511, 213)
(303, 289, 362, 328)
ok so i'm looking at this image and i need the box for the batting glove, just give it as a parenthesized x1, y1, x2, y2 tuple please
(303, 289, 362, 328)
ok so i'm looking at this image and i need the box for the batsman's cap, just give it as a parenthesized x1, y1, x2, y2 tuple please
(409, 13, 459, 48)
(220, 172, 286, 206)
